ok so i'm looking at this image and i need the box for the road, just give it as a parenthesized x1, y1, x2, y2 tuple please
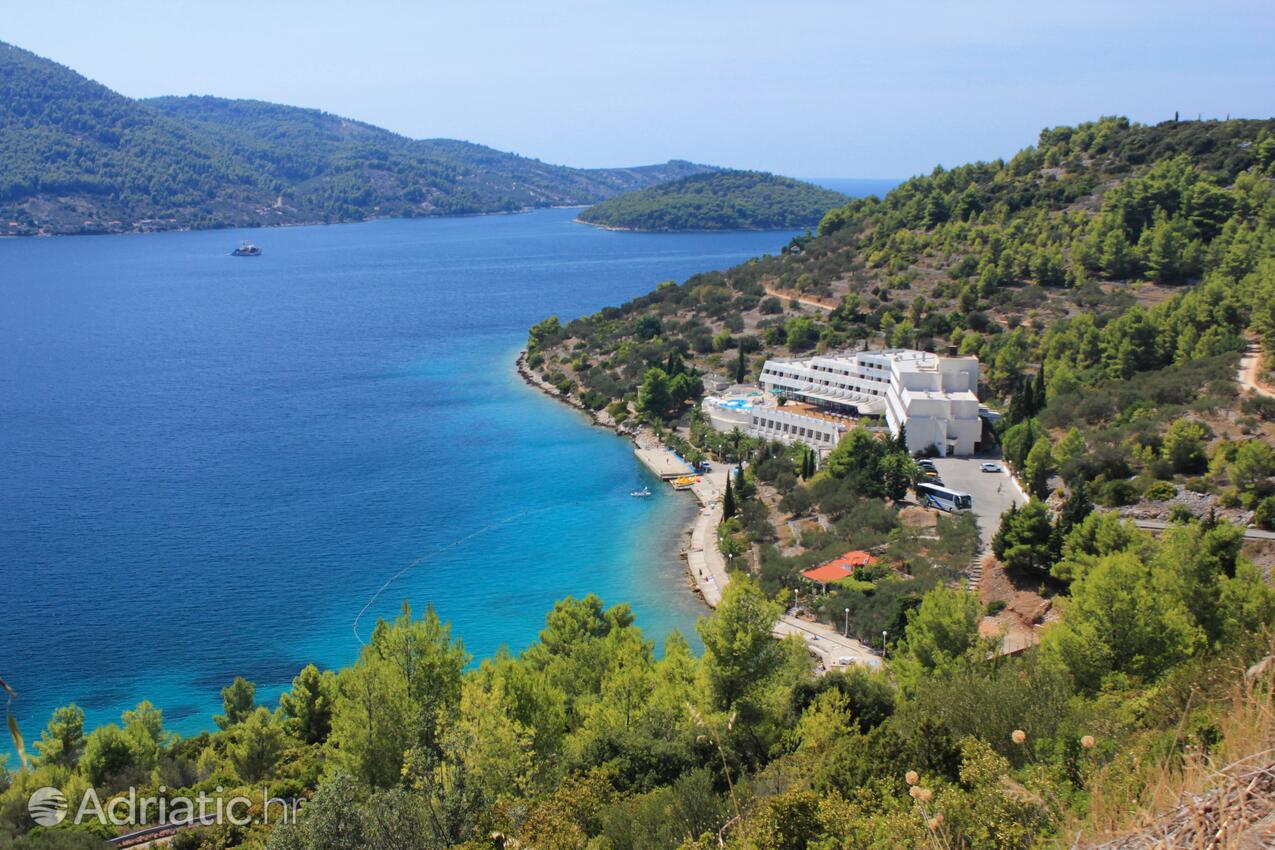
(761, 283, 838, 312)
(927, 458, 1275, 547)
(773, 617, 882, 670)
(927, 456, 1025, 552)
(1133, 517, 1275, 541)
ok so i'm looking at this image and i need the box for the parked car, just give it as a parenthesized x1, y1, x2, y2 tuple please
(980, 462, 1001, 473)
(917, 459, 937, 471)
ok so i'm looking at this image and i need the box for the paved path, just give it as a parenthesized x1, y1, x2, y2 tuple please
(634, 446, 695, 479)
(684, 462, 879, 672)
(686, 464, 729, 607)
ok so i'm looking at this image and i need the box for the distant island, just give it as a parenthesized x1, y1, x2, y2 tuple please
(0, 41, 713, 236)
(576, 170, 849, 231)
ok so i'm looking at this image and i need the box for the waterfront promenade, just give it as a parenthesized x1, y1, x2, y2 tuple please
(683, 462, 878, 671)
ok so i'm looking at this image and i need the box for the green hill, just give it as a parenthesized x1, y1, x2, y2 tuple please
(145, 96, 712, 222)
(0, 41, 712, 235)
(530, 115, 1275, 523)
(576, 170, 848, 231)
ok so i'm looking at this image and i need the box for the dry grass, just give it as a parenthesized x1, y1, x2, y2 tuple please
(1077, 653, 1275, 849)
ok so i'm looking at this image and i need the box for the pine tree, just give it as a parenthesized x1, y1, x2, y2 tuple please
(723, 476, 737, 519)
(991, 502, 1018, 561)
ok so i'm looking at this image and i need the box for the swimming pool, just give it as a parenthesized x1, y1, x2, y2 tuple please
(715, 398, 753, 411)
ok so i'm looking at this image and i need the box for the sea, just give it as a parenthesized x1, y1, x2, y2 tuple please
(0, 179, 896, 747)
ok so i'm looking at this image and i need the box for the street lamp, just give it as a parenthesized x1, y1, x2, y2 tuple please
(844, 607, 850, 638)
(882, 630, 889, 658)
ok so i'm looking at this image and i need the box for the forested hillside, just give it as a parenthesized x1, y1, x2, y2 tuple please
(3, 557, 1273, 850)
(146, 97, 711, 223)
(577, 170, 847, 231)
(529, 117, 1275, 526)
(0, 42, 711, 235)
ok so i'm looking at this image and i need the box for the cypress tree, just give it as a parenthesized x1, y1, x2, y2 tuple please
(1050, 479, 1093, 563)
(1056, 479, 1092, 536)
(666, 350, 684, 377)
(1033, 368, 1047, 415)
(723, 476, 737, 519)
(1007, 376, 1029, 424)
(735, 347, 746, 384)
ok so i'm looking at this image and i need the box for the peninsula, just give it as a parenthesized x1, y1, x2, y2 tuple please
(576, 170, 847, 231)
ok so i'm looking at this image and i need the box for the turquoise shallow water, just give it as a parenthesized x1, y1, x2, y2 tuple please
(0, 208, 800, 745)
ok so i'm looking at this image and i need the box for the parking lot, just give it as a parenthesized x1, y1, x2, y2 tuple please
(927, 456, 1026, 552)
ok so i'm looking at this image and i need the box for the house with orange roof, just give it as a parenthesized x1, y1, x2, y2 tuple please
(800, 550, 878, 593)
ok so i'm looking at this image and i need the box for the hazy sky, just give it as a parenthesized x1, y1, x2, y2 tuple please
(4, 1, 1272, 178)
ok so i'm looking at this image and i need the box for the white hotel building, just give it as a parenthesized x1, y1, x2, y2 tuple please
(703, 349, 983, 457)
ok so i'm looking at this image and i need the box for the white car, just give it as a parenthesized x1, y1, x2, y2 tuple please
(980, 462, 1001, 473)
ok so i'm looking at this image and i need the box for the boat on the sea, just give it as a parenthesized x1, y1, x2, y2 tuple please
(231, 241, 262, 256)
(630, 486, 652, 498)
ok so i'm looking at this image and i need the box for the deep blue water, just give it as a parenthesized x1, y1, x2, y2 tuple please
(0, 209, 798, 745)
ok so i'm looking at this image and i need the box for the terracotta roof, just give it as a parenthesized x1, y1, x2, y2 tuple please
(800, 550, 878, 584)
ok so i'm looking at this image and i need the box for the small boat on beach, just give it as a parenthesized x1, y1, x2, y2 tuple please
(231, 241, 262, 256)
(630, 487, 652, 498)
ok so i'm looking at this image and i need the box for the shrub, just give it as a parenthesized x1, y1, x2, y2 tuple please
(1169, 504, 1195, 524)
(1253, 495, 1275, 530)
(580, 390, 608, 410)
(1141, 480, 1177, 501)
(1098, 479, 1139, 507)
(1241, 394, 1275, 421)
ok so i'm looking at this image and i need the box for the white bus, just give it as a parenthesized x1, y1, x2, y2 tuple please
(915, 481, 973, 512)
